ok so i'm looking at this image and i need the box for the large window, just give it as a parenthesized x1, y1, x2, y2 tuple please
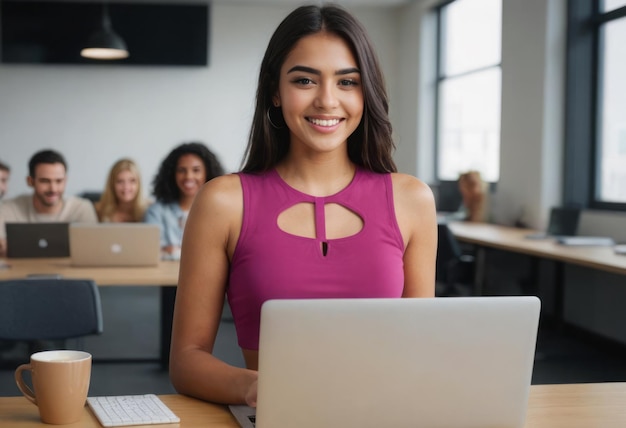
(435, 0, 502, 183)
(566, 0, 626, 209)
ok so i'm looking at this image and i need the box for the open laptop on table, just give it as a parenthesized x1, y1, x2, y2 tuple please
(230, 296, 541, 428)
(525, 206, 581, 239)
(6, 222, 70, 258)
(69, 223, 160, 267)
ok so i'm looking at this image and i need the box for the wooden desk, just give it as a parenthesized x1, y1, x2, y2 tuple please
(0, 258, 179, 286)
(2, 383, 626, 427)
(525, 383, 626, 427)
(0, 258, 180, 366)
(447, 222, 626, 275)
(0, 394, 235, 428)
(447, 222, 626, 323)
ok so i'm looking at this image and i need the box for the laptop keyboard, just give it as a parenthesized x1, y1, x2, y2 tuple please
(228, 404, 257, 427)
(87, 394, 180, 427)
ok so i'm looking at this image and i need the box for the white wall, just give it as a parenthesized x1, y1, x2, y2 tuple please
(497, 0, 566, 228)
(394, 0, 436, 181)
(0, 3, 397, 199)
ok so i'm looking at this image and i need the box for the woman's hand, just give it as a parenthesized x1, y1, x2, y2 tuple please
(162, 245, 182, 260)
(163, 244, 181, 254)
(245, 376, 259, 407)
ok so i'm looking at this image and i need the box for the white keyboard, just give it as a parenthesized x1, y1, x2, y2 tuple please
(87, 394, 180, 427)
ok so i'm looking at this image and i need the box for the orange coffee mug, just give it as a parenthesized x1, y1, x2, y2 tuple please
(15, 350, 92, 425)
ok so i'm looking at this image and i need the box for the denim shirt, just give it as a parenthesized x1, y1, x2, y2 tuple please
(144, 201, 188, 250)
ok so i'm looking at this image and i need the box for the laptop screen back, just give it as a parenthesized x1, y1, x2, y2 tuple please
(6, 222, 70, 258)
(546, 207, 581, 236)
(255, 296, 540, 428)
(69, 223, 160, 267)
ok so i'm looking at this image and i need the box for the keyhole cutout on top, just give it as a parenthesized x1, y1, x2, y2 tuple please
(277, 202, 364, 242)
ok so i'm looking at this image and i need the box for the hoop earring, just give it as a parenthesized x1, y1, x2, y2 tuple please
(267, 106, 285, 129)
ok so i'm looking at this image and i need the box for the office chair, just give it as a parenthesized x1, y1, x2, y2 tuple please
(436, 223, 476, 297)
(78, 191, 102, 204)
(0, 278, 103, 352)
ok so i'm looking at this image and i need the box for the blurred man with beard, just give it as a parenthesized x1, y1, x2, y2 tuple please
(0, 161, 9, 200)
(0, 149, 97, 257)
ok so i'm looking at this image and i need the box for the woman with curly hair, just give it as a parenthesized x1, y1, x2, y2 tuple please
(145, 142, 224, 259)
(96, 158, 147, 223)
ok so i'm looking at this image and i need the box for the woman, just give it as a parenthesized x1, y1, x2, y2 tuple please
(96, 158, 147, 223)
(169, 5, 437, 405)
(144, 142, 224, 259)
(458, 170, 489, 222)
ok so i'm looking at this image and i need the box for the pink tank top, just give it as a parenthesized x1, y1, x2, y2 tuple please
(227, 168, 405, 350)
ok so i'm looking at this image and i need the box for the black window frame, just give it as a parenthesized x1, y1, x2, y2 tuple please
(565, 0, 626, 211)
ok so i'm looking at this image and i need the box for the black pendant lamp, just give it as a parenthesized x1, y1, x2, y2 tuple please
(80, 3, 129, 60)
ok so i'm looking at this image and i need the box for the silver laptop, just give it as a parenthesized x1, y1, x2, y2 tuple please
(230, 296, 540, 428)
(6, 222, 70, 258)
(69, 223, 160, 267)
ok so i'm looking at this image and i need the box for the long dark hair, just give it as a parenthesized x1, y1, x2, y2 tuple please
(152, 142, 224, 203)
(241, 4, 396, 173)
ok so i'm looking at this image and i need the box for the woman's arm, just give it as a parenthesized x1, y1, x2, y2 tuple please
(391, 173, 438, 298)
(143, 202, 182, 260)
(143, 203, 165, 244)
(169, 174, 257, 404)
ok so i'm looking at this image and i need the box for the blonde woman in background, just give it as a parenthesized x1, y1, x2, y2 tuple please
(96, 158, 148, 222)
(458, 170, 489, 222)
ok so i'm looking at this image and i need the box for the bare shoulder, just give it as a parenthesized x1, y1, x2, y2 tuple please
(389, 174, 437, 297)
(187, 174, 243, 256)
(389, 173, 436, 248)
(390, 173, 435, 210)
(193, 173, 243, 215)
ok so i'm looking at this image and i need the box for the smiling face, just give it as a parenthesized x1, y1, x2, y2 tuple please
(275, 31, 364, 157)
(175, 154, 206, 199)
(113, 169, 140, 204)
(27, 162, 67, 210)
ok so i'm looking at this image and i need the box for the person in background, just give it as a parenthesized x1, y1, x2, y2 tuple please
(0, 149, 97, 257)
(96, 158, 148, 222)
(144, 142, 224, 259)
(169, 4, 437, 406)
(0, 160, 10, 201)
(457, 170, 488, 222)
